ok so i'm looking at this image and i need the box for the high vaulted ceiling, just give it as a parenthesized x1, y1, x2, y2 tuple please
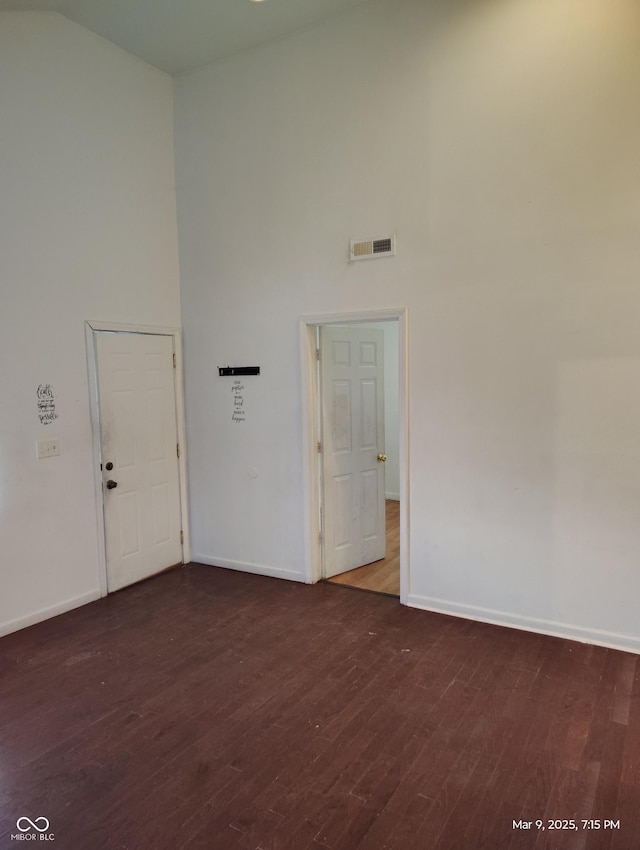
(0, 0, 371, 75)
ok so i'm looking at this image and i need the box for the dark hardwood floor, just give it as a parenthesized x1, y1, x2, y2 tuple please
(1, 564, 639, 849)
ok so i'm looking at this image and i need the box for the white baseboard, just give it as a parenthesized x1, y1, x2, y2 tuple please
(408, 593, 640, 655)
(191, 555, 306, 583)
(385, 493, 400, 501)
(0, 589, 102, 639)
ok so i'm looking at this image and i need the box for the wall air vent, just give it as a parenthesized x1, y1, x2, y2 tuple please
(349, 234, 396, 262)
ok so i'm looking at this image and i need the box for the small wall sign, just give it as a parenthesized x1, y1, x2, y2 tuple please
(232, 379, 245, 423)
(37, 384, 58, 425)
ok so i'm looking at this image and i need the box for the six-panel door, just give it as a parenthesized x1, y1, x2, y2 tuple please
(320, 326, 386, 578)
(96, 332, 183, 592)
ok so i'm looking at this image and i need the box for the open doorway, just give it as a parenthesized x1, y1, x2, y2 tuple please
(320, 322, 400, 596)
(300, 309, 409, 604)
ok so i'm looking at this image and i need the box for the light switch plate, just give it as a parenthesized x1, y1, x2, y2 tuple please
(37, 439, 60, 459)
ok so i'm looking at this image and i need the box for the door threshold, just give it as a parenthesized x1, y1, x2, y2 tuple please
(320, 579, 399, 600)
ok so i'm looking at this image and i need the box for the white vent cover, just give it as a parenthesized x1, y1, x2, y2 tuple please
(349, 234, 396, 262)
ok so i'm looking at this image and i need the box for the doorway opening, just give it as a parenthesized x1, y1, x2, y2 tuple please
(300, 309, 409, 604)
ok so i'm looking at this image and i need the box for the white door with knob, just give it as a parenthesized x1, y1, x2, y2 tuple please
(320, 325, 386, 578)
(96, 331, 183, 592)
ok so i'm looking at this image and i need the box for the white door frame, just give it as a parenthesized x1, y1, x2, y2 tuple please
(85, 320, 191, 597)
(299, 308, 410, 604)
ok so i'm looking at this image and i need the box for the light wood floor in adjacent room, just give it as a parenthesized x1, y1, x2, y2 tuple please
(327, 499, 400, 596)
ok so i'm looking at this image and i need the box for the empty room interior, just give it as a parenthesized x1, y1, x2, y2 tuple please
(2, 0, 640, 847)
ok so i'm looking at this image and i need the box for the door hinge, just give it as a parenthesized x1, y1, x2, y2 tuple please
(180, 530, 184, 545)
(316, 348, 320, 361)
(173, 352, 177, 368)
(319, 532, 324, 544)
(317, 441, 322, 453)
(177, 443, 180, 458)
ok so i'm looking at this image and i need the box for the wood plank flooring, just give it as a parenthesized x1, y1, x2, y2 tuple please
(1, 564, 639, 849)
(327, 500, 400, 596)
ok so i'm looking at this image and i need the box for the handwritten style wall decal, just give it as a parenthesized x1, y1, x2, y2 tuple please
(37, 385, 58, 425)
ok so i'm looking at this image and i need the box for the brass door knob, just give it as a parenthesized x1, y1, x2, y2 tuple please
(377, 453, 387, 462)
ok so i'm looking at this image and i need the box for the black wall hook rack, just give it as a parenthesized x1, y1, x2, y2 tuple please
(218, 366, 260, 377)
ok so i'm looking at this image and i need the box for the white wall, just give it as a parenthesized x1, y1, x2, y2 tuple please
(175, 0, 640, 652)
(0, 12, 181, 635)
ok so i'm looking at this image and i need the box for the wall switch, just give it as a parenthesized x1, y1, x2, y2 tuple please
(37, 439, 60, 459)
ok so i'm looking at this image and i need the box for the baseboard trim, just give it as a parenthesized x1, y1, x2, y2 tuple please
(407, 593, 640, 655)
(0, 590, 102, 638)
(385, 493, 400, 501)
(191, 555, 306, 583)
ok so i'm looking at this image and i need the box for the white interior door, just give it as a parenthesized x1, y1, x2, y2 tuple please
(320, 325, 386, 578)
(96, 331, 183, 592)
